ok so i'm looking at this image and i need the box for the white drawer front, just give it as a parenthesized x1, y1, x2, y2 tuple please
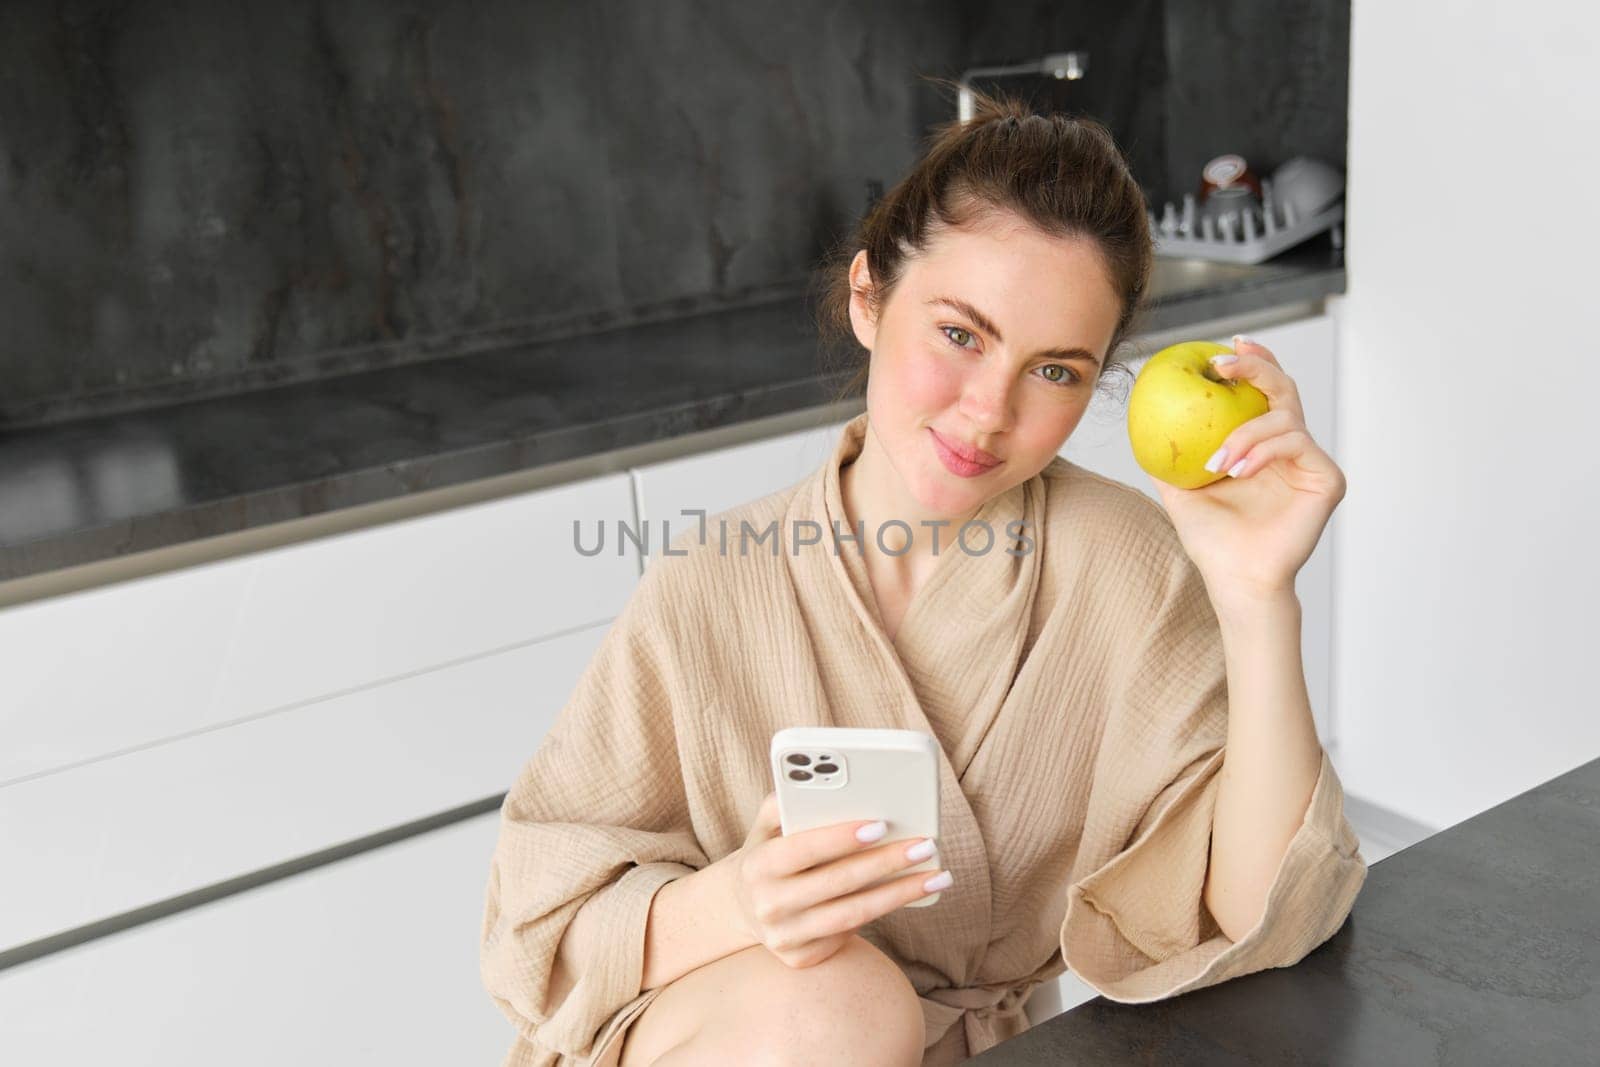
(0, 814, 510, 1066)
(0, 472, 637, 784)
(632, 417, 849, 565)
(0, 623, 600, 952)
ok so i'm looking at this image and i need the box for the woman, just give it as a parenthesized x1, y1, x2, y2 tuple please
(480, 89, 1366, 1067)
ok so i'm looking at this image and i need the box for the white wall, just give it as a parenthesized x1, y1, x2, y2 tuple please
(1332, 0, 1600, 830)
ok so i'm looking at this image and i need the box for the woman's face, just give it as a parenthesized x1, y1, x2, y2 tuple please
(848, 209, 1123, 520)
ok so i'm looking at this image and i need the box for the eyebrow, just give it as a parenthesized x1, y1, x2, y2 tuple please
(925, 296, 1103, 366)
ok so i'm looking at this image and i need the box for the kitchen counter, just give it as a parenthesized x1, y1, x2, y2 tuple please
(0, 240, 1343, 584)
(973, 754, 1600, 1066)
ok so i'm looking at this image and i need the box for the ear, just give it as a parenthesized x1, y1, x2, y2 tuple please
(846, 250, 879, 352)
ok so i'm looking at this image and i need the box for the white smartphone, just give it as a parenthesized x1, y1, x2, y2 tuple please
(769, 726, 943, 907)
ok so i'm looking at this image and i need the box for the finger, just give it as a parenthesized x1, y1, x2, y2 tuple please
(1209, 349, 1305, 424)
(1203, 409, 1300, 476)
(771, 930, 855, 970)
(770, 835, 938, 917)
(763, 812, 900, 878)
(1210, 347, 1302, 419)
(750, 791, 782, 841)
(1217, 428, 1342, 484)
(772, 867, 951, 950)
(1231, 334, 1282, 367)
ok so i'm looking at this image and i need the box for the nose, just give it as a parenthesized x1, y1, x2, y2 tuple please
(958, 360, 1015, 435)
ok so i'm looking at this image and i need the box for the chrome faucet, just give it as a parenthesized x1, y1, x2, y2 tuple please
(957, 51, 1088, 122)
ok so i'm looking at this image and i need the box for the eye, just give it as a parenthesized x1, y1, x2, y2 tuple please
(1037, 363, 1081, 387)
(940, 325, 976, 349)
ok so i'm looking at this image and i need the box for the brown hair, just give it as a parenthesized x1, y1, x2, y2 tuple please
(813, 82, 1153, 406)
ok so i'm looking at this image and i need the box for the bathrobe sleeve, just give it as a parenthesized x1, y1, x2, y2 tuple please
(1059, 547, 1368, 1002)
(480, 553, 709, 1064)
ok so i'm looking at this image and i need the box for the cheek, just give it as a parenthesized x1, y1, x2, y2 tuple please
(877, 339, 964, 413)
(1016, 397, 1089, 459)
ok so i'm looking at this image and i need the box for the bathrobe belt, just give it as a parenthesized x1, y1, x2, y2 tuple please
(920, 981, 1037, 1054)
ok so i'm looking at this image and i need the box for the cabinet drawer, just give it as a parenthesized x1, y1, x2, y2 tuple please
(0, 813, 510, 1066)
(0, 623, 601, 953)
(632, 417, 849, 564)
(0, 472, 637, 784)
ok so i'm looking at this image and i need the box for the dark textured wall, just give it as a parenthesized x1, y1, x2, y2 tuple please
(1162, 0, 1351, 202)
(964, 0, 1350, 210)
(0, 1, 1347, 426)
(957, 0, 1170, 207)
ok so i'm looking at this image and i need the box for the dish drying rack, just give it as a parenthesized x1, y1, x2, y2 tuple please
(1150, 178, 1344, 264)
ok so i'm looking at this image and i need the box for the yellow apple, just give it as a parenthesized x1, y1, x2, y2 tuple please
(1127, 340, 1270, 489)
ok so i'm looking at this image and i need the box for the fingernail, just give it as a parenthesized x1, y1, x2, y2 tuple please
(905, 838, 936, 862)
(856, 820, 887, 843)
(923, 871, 954, 892)
(1226, 458, 1248, 478)
(1233, 334, 1257, 347)
(1204, 446, 1229, 473)
(1209, 353, 1238, 366)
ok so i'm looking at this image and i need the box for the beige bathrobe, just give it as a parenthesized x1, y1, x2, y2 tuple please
(481, 412, 1367, 1066)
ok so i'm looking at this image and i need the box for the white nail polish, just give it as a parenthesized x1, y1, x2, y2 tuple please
(1226, 458, 1248, 478)
(1204, 447, 1229, 473)
(906, 838, 936, 862)
(923, 871, 953, 892)
(856, 820, 887, 843)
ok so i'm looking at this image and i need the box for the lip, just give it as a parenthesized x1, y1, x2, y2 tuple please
(929, 428, 1000, 477)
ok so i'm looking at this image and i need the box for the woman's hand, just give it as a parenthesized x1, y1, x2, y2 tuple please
(728, 791, 949, 969)
(1148, 336, 1347, 609)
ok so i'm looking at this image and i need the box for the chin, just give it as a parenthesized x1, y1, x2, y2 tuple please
(875, 414, 997, 515)
(911, 456, 994, 515)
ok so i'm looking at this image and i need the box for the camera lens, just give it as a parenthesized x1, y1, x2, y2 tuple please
(814, 763, 838, 774)
(787, 769, 812, 781)
(786, 753, 810, 766)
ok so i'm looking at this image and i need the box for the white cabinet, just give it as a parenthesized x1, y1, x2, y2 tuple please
(0, 473, 639, 785)
(631, 416, 851, 568)
(1060, 314, 1338, 742)
(0, 471, 639, 955)
(0, 625, 601, 952)
(0, 813, 511, 1066)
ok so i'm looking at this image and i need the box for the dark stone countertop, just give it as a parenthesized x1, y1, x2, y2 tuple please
(974, 755, 1600, 1066)
(0, 241, 1343, 582)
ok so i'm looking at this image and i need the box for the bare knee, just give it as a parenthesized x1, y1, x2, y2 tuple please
(633, 934, 924, 1067)
(738, 934, 925, 1067)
